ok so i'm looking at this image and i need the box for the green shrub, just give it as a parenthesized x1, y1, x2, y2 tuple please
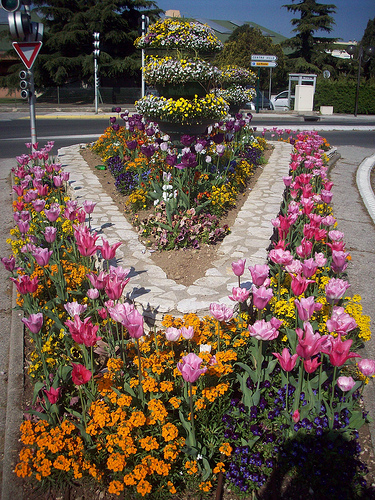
(314, 78, 375, 114)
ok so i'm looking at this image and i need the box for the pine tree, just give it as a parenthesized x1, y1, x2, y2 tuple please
(283, 0, 337, 71)
(28, 0, 162, 87)
(361, 17, 375, 79)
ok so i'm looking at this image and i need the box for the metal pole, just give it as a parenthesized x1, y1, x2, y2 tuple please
(29, 68, 37, 145)
(141, 15, 145, 98)
(354, 49, 362, 117)
(269, 67, 272, 101)
(256, 68, 260, 114)
(94, 56, 98, 114)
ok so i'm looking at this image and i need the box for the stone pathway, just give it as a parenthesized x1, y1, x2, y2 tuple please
(57, 141, 292, 323)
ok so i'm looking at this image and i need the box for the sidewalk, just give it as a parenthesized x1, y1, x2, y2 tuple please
(1, 120, 375, 499)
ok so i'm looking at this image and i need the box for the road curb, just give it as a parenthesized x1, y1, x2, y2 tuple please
(1, 172, 24, 500)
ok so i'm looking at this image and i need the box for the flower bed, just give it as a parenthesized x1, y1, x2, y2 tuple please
(91, 111, 266, 251)
(2, 131, 375, 499)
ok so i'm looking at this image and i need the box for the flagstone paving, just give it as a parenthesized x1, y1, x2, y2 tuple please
(57, 141, 292, 324)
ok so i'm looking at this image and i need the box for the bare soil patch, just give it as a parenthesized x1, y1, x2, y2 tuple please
(79, 146, 272, 286)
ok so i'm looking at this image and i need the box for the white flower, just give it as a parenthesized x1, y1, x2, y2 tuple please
(200, 344, 212, 353)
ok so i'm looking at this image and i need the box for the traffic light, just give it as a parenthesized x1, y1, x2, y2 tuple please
(93, 32, 100, 57)
(138, 14, 149, 36)
(19, 69, 31, 99)
(1, 0, 43, 41)
(0, 0, 22, 12)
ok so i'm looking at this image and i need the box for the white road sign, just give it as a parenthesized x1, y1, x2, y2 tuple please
(251, 54, 278, 62)
(251, 61, 278, 67)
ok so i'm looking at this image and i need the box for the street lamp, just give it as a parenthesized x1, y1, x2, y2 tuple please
(346, 44, 375, 117)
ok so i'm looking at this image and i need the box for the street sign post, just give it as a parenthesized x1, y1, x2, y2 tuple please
(12, 41, 42, 145)
(250, 55, 278, 113)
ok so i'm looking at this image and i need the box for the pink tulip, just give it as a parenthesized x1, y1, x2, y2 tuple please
(285, 259, 303, 275)
(87, 271, 108, 290)
(22, 312, 43, 334)
(104, 274, 130, 300)
(65, 315, 101, 346)
(358, 358, 375, 377)
(283, 175, 293, 187)
(87, 288, 99, 300)
(83, 200, 96, 214)
(17, 220, 30, 234)
(331, 250, 349, 273)
(53, 175, 63, 187)
(177, 352, 207, 383)
(44, 203, 61, 222)
(99, 239, 122, 260)
(98, 307, 107, 319)
(328, 334, 361, 367)
(228, 287, 250, 303)
(301, 258, 318, 278)
(180, 326, 194, 340)
(165, 327, 180, 342)
(296, 238, 313, 259)
(10, 275, 39, 294)
(32, 199, 46, 212)
(269, 248, 293, 266)
(64, 301, 87, 317)
(209, 303, 234, 322)
(336, 376, 356, 391)
(273, 348, 298, 372)
(71, 363, 92, 385)
(303, 357, 321, 373)
(321, 189, 333, 203)
(290, 274, 314, 296)
(32, 247, 53, 267)
(328, 230, 344, 241)
(44, 386, 61, 404)
(295, 296, 322, 321)
(292, 409, 300, 423)
(252, 285, 273, 310)
(248, 319, 279, 341)
(248, 264, 269, 286)
(231, 258, 246, 277)
(296, 321, 325, 359)
(326, 306, 357, 335)
(314, 252, 327, 267)
(123, 308, 144, 339)
(325, 278, 351, 304)
(74, 225, 99, 257)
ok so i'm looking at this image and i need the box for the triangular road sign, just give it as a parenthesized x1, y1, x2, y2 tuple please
(12, 41, 43, 70)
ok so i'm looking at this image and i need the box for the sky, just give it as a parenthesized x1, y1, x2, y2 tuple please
(154, 0, 375, 43)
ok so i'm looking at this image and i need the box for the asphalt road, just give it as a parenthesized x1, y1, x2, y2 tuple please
(0, 114, 375, 158)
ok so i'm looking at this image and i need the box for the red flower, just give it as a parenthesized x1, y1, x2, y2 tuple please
(71, 363, 92, 385)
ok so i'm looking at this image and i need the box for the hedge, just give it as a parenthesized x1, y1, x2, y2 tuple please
(314, 79, 375, 115)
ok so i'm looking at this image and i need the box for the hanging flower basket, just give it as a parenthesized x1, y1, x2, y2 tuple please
(156, 119, 213, 142)
(155, 82, 208, 100)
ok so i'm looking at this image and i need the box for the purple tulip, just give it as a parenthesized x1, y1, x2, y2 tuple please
(22, 312, 43, 334)
(32, 247, 53, 267)
(44, 226, 57, 243)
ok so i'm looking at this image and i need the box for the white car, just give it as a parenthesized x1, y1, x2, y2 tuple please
(271, 90, 294, 111)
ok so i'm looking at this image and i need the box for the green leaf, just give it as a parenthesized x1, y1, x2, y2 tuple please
(32, 381, 45, 404)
